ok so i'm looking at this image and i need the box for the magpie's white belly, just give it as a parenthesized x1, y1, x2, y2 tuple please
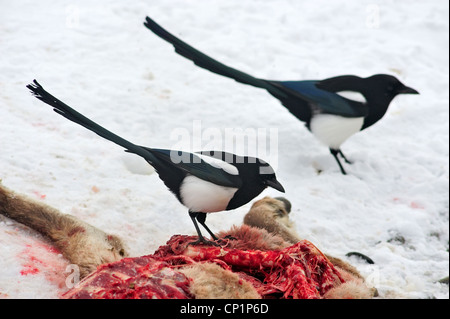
(180, 175, 238, 213)
(310, 114, 364, 150)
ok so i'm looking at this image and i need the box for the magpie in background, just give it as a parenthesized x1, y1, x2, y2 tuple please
(27, 80, 285, 245)
(143, 16, 419, 175)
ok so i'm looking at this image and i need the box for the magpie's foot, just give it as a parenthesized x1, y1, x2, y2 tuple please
(187, 237, 220, 247)
(338, 150, 353, 164)
(223, 235, 237, 241)
(343, 158, 353, 165)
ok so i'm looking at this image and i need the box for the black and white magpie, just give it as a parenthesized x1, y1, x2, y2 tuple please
(26, 80, 285, 245)
(143, 16, 419, 175)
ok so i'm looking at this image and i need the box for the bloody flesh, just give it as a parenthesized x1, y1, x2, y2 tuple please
(63, 233, 345, 299)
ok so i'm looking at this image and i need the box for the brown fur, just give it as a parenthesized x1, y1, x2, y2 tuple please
(0, 183, 127, 278)
(326, 255, 366, 281)
(1, 182, 373, 298)
(244, 197, 301, 244)
(217, 224, 290, 251)
(179, 263, 261, 299)
(324, 279, 375, 299)
(243, 197, 375, 298)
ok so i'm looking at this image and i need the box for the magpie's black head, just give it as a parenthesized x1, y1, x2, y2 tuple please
(232, 156, 285, 193)
(367, 74, 419, 100)
(254, 158, 285, 193)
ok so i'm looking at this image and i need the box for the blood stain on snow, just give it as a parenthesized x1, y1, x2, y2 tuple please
(91, 185, 100, 193)
(20, 245, 44, 276)
(32, 191, 46, 200)
(20, 265, 40, 276)
(410, 201, 425, 209)
(392, 198, 425, 210)
(17, 241, 68, 289)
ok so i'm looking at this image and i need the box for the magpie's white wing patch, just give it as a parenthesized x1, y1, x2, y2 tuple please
(180, 175, 238, 212)
(195, 153, 239, 175)
(336, 91, 367, 104)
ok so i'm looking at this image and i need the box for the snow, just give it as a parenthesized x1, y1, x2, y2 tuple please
(0, 0, 448, 299)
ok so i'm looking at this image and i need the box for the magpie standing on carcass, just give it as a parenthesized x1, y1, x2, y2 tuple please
(143, 16, 419, 175)
(26, 80, 285, 245)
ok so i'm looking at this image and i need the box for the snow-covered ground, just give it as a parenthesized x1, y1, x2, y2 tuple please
(0, 0, 448, 299)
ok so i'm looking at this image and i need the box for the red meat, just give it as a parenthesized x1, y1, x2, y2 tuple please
(63, 227, 345, 299)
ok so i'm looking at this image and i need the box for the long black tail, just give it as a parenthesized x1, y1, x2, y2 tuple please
(143, 16, 287, 99)
(27, 80, 157, 163)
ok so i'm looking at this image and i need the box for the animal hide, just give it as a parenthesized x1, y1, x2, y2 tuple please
(63, 225, 373, 299)
(1, 182, 373, 299)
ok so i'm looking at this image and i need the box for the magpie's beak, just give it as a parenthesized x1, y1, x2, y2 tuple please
(398, 85, 419, 95)
(265, 178, 285, 193)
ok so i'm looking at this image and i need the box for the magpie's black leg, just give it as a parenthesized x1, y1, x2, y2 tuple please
(338, 149, 353, 164)
(189, 212, 206, 241)
(188, 212, 219, 246)
(195, 213, 219, 241)
(330, 148, 347, 175)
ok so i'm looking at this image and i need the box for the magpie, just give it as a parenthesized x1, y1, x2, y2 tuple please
(26, 80, 285, 245)
(143, 16, 419, 175)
